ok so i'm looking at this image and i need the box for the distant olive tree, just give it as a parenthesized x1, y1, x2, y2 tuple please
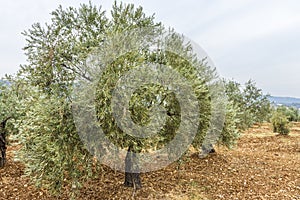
(224, 79, 271, 130)
(270, 110, 290, 135)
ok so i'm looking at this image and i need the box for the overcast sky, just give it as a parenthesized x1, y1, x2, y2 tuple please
(1, 0, 300, 97)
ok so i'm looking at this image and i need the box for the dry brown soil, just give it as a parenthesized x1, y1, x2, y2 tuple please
(0, 123, 299, 199)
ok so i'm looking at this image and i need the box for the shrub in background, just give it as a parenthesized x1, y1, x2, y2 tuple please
(270, 111, 290, 135)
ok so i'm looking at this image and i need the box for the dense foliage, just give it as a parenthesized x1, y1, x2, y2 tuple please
(218, 102, 240, 149)
(93, 37, 213, 154)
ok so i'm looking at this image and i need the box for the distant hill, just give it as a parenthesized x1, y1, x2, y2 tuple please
(268, 96, 300, 108)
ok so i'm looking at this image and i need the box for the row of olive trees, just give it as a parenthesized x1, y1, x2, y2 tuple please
(0, 2, 244, 198)
(224, 79, 297, 135)
(224, 79, 271, 130)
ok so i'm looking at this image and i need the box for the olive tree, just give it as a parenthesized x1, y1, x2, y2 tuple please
(15, 1, 236, 197)
(270, 110, 290, 135)
(224, 79, 271, 129)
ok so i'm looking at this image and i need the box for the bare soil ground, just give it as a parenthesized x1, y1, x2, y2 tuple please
(0, 123, 299, 199)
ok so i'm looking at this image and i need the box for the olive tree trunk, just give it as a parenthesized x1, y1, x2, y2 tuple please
(0, 117, 11, 167)
(124, 145, 142, 189)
